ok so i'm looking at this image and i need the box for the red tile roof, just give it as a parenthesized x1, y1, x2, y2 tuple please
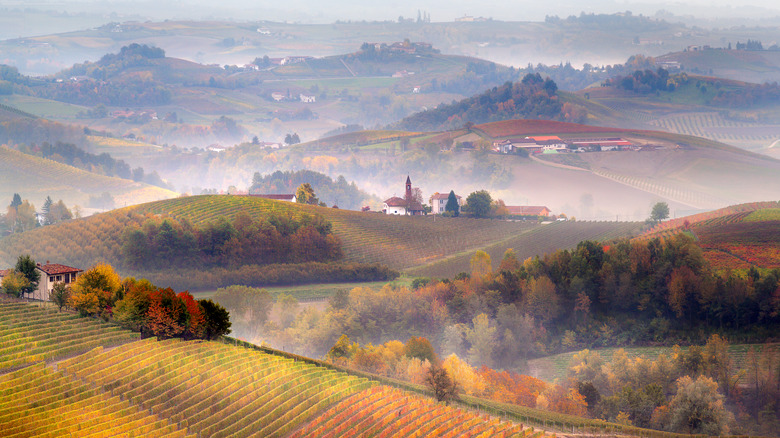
(36, 264, 82, 275)
(0, 269, 11, 277)
(384, 196, 407, 207)
(384, 196, 424, 211)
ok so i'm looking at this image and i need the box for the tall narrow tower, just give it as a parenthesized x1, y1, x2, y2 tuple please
(405, 175, 412, 200)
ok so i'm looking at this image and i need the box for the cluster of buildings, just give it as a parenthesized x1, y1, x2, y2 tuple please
(0, 262, 82, 301)
(492, 136, 636, 154)
(381, 176, 553, 219)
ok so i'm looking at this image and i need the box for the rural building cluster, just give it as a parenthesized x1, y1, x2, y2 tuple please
(0, 262, 82, 301)
(493, 136, 636, 154)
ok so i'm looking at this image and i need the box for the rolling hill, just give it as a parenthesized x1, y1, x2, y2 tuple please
(0, 298, 715, 438)
(640, 201, 780, 271)
(0, 195, 641, 283)
(0, 146, 177, 212)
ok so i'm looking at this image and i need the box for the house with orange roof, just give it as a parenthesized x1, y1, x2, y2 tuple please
(34, 262, 83, 301)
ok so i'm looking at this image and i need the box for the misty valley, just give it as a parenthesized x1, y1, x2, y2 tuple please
(0, 3, 779, 438)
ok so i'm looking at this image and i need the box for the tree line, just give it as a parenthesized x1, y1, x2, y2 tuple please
(393, 73, 569, 131)
(249, 170, 375, 210)
(121, 211, 342, 270)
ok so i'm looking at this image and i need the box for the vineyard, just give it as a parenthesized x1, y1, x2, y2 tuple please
(592, 168, 731, 209)
(0, 299, 544, 438)
(290, 386, 531, 438)
(1, 299, 752, 438)
(0, 298, 139, 371)
(649, 112, 779, 150)
(407, 221, 643, 278)
(639, 201, 780, 270)
(0, 146, 177, 209)
(0, 195, 541, 272)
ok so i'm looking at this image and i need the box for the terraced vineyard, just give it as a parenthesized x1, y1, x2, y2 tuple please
(408, 221, 643, 278)
(291, 386, 531, 438)
(0, 299, 139, 371)
(592, 168, 730, 209)
(0, 300, 544, 438)
(639, 201, 780, 270)
(0, 195, 541, 271)
(649, 112, 780, 150)
(642, 201, 780, 239)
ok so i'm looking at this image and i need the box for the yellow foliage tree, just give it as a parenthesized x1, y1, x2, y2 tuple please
(442, 353, 486, 396)
(69, 263, 122, 317)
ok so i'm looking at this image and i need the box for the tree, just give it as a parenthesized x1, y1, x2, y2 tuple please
(42, 196, 54, 225)
(425, 364, 459, 404)
(295, 183, 318, 205)
(404, 336, 438, 364)
(649, 202, 670, 224)
(200, 299, 232, 340)
(465, 313, 497, 367)
(470, 250, 492, 279)
(14, 254, 40, 297)
(445, 190, 459, 216)
(49, 282, 70, 311)
(1, 271, 29, 298)
(69, 263, 121, 317)
(466, 190, 492, 218)
(667, 375, 733, 435)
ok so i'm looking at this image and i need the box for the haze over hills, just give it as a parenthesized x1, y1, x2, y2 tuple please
(3, 13, 780, 77)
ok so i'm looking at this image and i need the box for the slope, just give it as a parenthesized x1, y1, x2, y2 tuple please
(640, 201, 780, 271)
(0, 146, 177, 210)
(0, 195, 541, 273)
(0, 299, 704, 438)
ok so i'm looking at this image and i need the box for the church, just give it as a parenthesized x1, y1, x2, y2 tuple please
(382, 176, 425, 215)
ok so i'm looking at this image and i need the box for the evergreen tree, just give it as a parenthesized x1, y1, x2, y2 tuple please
(445, 190, 460, 217)
(42, 196, 53, 225)
(14, 254, 40, 297)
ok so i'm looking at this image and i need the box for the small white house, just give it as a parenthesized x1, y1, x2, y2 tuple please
(300, 94, 316, 103)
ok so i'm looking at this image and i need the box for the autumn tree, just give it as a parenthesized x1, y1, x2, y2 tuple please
(470, 250, 492, 279)
(146, 288, 185, 339)
(295, 183, 318, 205)
(404, 336, 438, 364)
(667, 375, 733, 435)
(69, 263, 121, 317)
(426, 364, 459, 404)
(465, 313, 497, 367)
(1, 271, 29, 298)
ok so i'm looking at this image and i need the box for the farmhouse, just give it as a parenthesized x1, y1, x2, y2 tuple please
(1, 263, 83, 301)
(383, 176, 425, 215)
(34, 263, 82, 301)
(271, 92, 286, 102)
(299, 94, 316, 103)
(249, 194, 297, 202)
(506, 206, 552, 217)
(429, 192, 462, 215)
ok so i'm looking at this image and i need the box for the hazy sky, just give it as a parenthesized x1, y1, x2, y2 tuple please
(7, 0, 780, 23)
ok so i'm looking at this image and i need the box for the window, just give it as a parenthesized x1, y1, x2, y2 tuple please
(50, 276, 54, 282)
